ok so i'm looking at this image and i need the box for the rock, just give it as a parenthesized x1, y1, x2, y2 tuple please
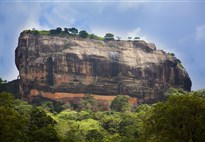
(15, 32, 191, 103)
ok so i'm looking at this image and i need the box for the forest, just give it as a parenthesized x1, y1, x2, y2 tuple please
(1, 85, 205, 142)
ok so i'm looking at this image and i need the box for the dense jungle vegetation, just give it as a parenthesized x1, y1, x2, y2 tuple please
(1, 78, 205, 142)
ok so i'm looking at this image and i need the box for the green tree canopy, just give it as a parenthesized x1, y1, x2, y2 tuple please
(110, 95, 131, 112)
(140, 94, 205, 142)
(0, 92, 27, 142)
(104, 33, 114, 40)
(134, 37, 140, 40)
(28, 107, 60, 142)
(79, 30, 89, 38)
(128, 37, 132, 41)
(69, 27, 78, 35)
(64, 28, 69, 33)
(0, 92, 14, 107)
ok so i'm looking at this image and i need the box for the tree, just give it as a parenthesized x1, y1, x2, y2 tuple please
(0, 107, 27, 142)
(110, 95, 131, 112)
(128, 37, 132, 41)
(134, 37, 140, 40)
(79, 30, 89, 38)
(140, 94, 205, 142)
(89, 34, 97, 39)
(0, 92, 27, 142)
(104, 33, 114, 40)
(0, 92, 14, 107)
(56, 27, 62, 33)
(64, 28, 69, 33)
(68, 27, 78, 35)
(64, 119, 104, 142)
(28, 107, 60, 142)
(86, 129, 104, 142)
(33, 30, 40, 35)
(78, 94, 97, 111)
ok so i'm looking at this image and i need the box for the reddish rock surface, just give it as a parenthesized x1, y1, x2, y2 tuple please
(15, 31, 191, 103)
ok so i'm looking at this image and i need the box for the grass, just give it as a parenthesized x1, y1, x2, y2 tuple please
(38, 30, 49, 35)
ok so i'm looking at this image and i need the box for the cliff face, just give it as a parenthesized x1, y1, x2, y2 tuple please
(15, 32, 191, 103)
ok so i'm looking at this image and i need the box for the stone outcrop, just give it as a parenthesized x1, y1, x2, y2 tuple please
(15, 32, 191, 103)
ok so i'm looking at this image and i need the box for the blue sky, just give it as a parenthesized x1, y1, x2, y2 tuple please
(0, 1, 205, 90)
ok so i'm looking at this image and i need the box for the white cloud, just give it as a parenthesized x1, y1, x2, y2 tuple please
(195, 24, 205, 41)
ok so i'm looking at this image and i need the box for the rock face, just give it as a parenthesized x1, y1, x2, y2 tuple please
(15, 32, 191, 103)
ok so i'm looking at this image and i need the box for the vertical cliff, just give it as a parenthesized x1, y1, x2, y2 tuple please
(15, 31, 191, 103)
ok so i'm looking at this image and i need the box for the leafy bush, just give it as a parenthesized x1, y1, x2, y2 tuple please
(79, 30, 89, 38)
(104, 33, 114, 40)
(110, 95, 131, 112)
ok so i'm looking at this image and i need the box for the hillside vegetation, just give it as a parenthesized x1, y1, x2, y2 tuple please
(1, 85, 205, 142)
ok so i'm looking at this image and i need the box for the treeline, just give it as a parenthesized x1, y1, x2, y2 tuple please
(22, 27, 140, 41)
(1, 88, 205, 142)
(23, 27, 105, 41)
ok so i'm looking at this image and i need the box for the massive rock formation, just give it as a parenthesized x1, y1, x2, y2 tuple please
(15, 31, 191, 103)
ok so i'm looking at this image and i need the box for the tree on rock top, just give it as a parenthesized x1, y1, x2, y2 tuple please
(79, 30, 89, 38)
(68, 27, 78, 35)
(104, 33, 114, 40)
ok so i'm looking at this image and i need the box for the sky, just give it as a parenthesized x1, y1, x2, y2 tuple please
(0, 0, 205, 90)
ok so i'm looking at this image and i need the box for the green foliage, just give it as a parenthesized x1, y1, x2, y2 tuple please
(168, 52, 175, 56)
(28, 107, 60, 142)
(49, 27, 64, 36)
(22, 28, 107, 41)
(163, 87, 187, 97)
(32, 98, 65, 113)
(59, 118, 105, 142)
(2, 88, 205, 142)
(104, 33, 114, 40)
(0, 92, 60, 142)
(194, 89, 205, 97)
(38, 30, 49, 35)
(56, 27, 62, 33)
(69, 94, 109, 112)
(128, 37, 132, 41)
(0, 92, 27, 142)
(64, 28, 69, 33)
(40, 100, 64, 113)
(140, 94, 205, 142)
(134, 37, 140, 40)
(14, 99, 32, 115)
(0, 79, 20, 98)
(0, 92, 15, 107)
(0, 107, 27, 142)
(68, 27, 78, 35)
(110, 95, 131, 112)
(89, 33, 104, 40)
(135, 104, 151, 113)
(33, 30, 40, 35)
(79, 30, 89, 38)
(86, 129, 104, 142)
(78, 94, 96, 111)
